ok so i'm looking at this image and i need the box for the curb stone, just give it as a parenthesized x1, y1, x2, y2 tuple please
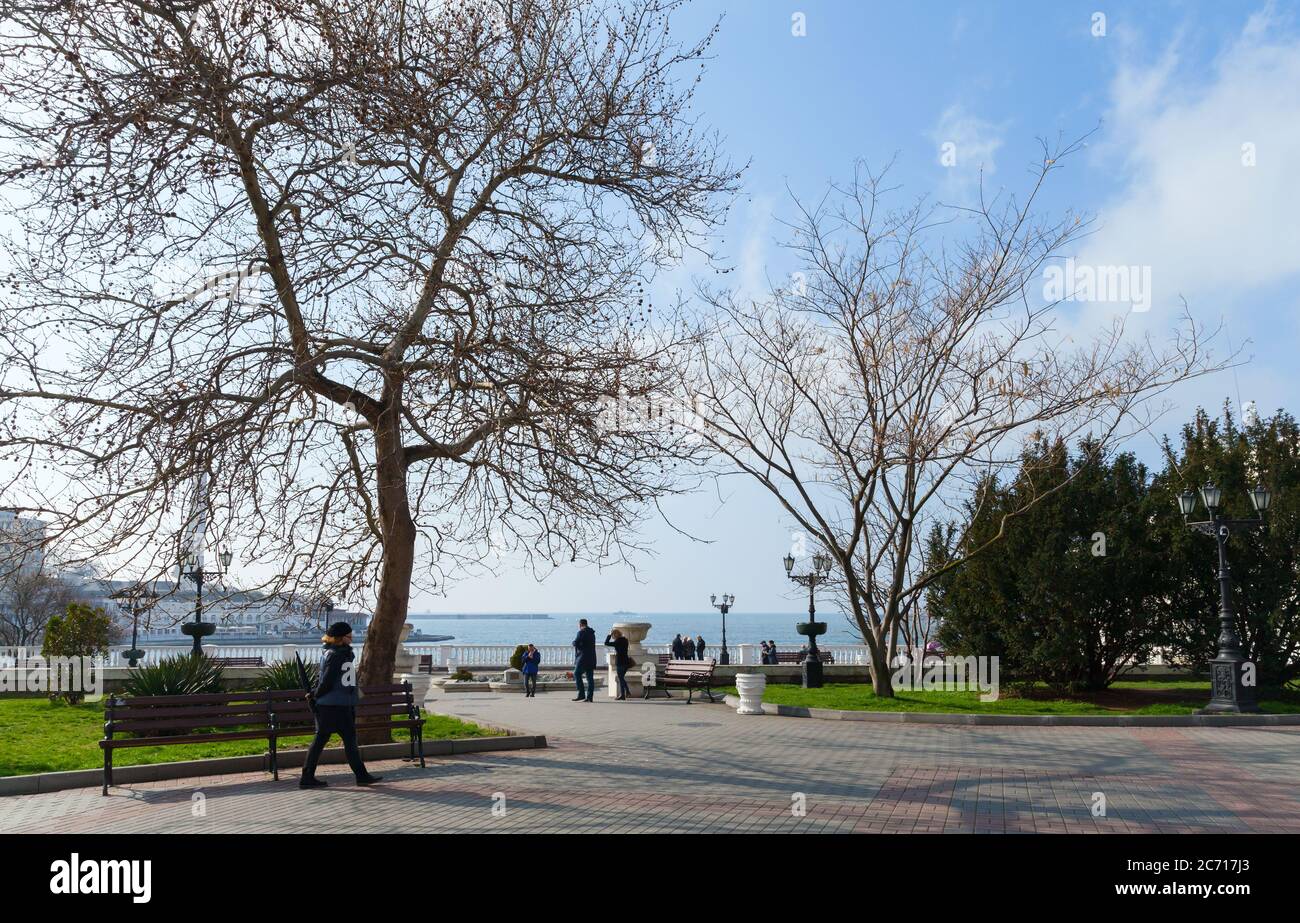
(0, 733, 548, 797)
(719, 694, 1300, 727)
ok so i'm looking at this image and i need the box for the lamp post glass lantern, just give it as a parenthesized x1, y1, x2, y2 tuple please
(1178, 483, 1273, 713)
(711, 593, 735, 665)
(783, 553, 832, 688)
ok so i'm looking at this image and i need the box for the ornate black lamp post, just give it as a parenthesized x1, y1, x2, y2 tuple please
(179, 546, 233, 656)
(1177, 481, 1271, 714)
(111, 584, 159, 667)
(783, 551, 832, 688)
(710, 593, 735, 664)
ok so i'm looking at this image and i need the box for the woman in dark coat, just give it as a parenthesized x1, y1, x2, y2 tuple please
(300, 621, 383, 789)
(521, 643, 541, 697)
(683, 635, 697, 660)
(604, 629, 633, 700)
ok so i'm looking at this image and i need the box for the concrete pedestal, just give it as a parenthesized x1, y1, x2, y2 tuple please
(606, 653, 652, 698)
(393, 623, 432, 706)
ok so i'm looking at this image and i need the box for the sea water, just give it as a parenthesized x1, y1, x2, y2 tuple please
(408, 611, 862, 647)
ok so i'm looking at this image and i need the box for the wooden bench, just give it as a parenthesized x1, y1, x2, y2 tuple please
(264, 683, 425, 779)
(99, 683, 425, 795)
(211, 656, 265, 667)
(775, 650, 835, 664)
(644, 658, 716, 703)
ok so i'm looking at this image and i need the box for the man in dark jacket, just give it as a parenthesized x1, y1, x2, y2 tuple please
(683, 635, 697, 660)
(671, 633, 685, 659)
(300, 621, 383, 788)
(696, 635, 707, 660)
(572, 618, 598, 702)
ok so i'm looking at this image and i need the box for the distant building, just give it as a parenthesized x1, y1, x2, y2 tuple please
(0, 510, 49, 629)
(0, 509, 47, 576)
(70, 575, 370, 643)
(3, 511, 371, 644)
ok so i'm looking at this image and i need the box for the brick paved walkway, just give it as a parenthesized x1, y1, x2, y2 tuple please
(2, 691, 1298, 833)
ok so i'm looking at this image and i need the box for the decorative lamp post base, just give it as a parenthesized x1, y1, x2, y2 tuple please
(181, 621, 216, 655)
(796, 621, 827, 689)
(1197, 657, 1260, 714)
(801, 658, 824, 689)
(719, 648, 730, 665)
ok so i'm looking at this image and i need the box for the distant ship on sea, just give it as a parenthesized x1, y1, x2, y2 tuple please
(613, 610, 636, 616)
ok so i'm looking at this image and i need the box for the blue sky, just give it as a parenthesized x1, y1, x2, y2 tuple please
(423, 1, 1300, 615)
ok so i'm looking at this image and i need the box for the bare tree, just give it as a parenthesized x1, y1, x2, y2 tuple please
(689, 144, 1223, 696)
(0, 567, 80, 647)
(0, 0, 737, 693)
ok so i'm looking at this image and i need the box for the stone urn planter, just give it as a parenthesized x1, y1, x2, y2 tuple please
(392, 622, 417, 673)
(393, 622, 432, 705)
(611, 622, 652, 659)
(735, 671, 767, 715)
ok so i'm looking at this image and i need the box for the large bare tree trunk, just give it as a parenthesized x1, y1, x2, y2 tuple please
(871, 665, 894, 697)
(357, 395, 417, 742)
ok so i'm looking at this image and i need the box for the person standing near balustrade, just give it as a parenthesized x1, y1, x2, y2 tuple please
(521, 643, 541, 697)
(572, 618, 597, 702)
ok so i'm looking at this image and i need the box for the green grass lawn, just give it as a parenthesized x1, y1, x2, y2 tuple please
(719, 678, 1300, 716)
(0, 697, 495, 778)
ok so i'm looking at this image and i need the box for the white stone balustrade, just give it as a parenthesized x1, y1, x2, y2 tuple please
(103, 640, 877, 670)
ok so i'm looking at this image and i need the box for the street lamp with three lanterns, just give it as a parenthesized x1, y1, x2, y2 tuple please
(783, 551, 833, 688)
(710, 593, 735, 665)
(178, 545, 233, 656)
(111, 583, 159, 667)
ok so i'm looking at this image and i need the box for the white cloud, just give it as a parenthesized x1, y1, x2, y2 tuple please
(735, 195, 775, 299)
(1076, 9, 1300, 307)
(929, 104, 1005, 204)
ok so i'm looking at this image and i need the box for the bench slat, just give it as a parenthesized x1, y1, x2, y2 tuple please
(111, 692, 275, 707)
(109, 714, 271, 734)
(108, 707, 270, 722)
(102, 728, 274, 749)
